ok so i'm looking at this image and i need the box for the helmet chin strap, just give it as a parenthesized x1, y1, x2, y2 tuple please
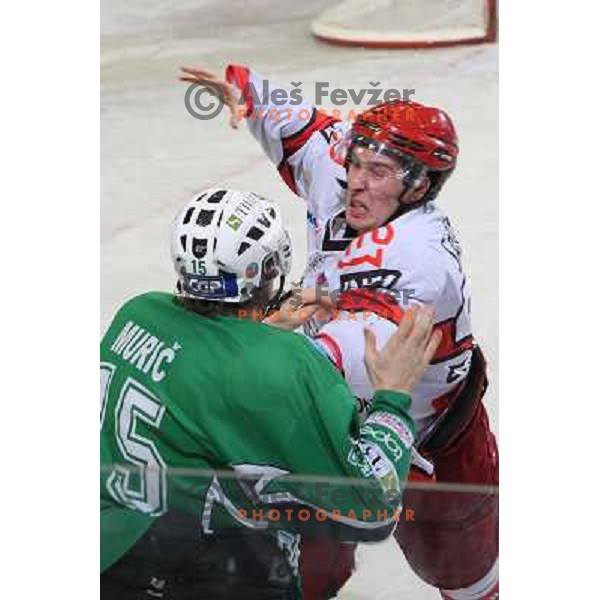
(264, 276, 287, 316)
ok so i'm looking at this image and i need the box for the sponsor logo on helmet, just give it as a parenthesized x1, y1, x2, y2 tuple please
(245, 262, 259, 279)
(226, 214, 243, 231)
(181, 273, 238, 299)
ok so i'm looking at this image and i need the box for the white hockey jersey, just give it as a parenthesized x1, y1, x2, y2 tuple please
(226, 65, 474, 430)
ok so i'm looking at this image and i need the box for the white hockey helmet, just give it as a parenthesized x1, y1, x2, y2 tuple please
(170, 188, 292, 303)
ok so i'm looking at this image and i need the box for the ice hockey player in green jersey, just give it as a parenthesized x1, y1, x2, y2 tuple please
(100, 188, 441, 599)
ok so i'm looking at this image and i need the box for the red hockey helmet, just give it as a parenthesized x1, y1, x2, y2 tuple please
(347, 100, 459, 203)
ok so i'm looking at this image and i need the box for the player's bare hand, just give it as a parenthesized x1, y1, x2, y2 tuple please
(263, 288, 335, 330)
(264, 301, 320, 331)
(179, 66, 247, 129)
(364, 306, 442, 394)
(285, 288, 337, 311)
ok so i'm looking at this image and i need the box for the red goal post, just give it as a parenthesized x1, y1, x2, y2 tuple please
(310, 0, 497, 49)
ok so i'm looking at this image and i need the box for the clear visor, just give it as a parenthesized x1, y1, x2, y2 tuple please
(336, 132, 424, 183)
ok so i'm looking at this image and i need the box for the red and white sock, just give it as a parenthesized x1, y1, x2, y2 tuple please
(440, 558, 499, 600)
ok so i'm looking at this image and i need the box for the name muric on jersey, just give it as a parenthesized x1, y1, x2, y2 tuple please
(110, 320, 181, 382)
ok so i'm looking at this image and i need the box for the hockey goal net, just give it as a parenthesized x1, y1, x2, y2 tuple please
(310, 0, 497, 49)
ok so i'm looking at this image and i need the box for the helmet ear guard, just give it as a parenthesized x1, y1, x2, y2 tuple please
(420, 168, 453, 204)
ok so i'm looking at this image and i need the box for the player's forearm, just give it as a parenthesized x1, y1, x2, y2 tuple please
(225, 64, 340, 199)
(225, 64, 318, 141)
(362, 389, 415, 480)
(286, 389, 415, 542)
(355, 389, 416, 501)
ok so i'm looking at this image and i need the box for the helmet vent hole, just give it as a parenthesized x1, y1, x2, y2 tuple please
(246, 226, 264, 241)
(183, 207, 195, 225)
(180, 235, 187, 252)
(238, 241, 251, 256)
(196, 210, 215, 227)
(207, 190, 227, 204)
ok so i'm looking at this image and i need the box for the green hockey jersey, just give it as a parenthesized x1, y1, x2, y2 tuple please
(101, 292, 416, 572)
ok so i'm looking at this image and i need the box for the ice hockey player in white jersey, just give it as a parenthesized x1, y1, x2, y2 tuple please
(180, 65, 499, 600)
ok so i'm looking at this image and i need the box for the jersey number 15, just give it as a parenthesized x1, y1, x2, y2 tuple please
(101, 363, 167, 516)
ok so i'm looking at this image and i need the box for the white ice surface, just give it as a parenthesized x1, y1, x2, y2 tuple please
(101, 2, 498, 597)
